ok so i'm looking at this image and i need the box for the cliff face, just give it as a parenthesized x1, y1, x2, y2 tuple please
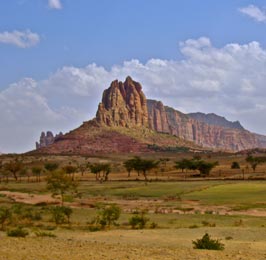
(96, 76, 148, 128)
(146, 100, 263, 151)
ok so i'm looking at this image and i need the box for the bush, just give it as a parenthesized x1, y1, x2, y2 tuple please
(35, 231, 56, 237)
(0, 207, 12, 230)
(7, 227, 29, 237)
(201, 221, 216, 227)
(149, 222, 158, 229)
(192, 233, 224, 250)
(94, 204, 121, 229)
(129, 211, 149, 229)
(51, 206, 73, 225)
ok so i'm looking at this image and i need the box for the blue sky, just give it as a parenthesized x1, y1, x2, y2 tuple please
(1, 0, 266, 152)
(1, 0, 266, 88)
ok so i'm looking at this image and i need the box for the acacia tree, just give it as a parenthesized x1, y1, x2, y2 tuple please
(4, 159, 23, 181)
(246, 155, 266, 172)
(88, 163, 111, 182)
(46, 170, 78, 205)
(175, 158, 218, 177)
(124, 157, 159, 181)
(44, 163, 59, 172)
(63, 165, 77, 181)
(124, 159, 135, 177)
(32, 166, 42, 182)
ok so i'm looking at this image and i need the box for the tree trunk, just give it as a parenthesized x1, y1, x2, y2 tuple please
(13, 173, 18, 181)
(143, 171, 148, 181)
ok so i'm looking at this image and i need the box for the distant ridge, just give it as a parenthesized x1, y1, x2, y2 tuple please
(188, 112, 244, 130)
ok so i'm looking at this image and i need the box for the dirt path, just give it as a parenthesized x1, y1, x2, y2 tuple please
(0, 191, 60, 205)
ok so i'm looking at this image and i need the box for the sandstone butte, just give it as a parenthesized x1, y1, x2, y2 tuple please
(33, 76, 266, 155)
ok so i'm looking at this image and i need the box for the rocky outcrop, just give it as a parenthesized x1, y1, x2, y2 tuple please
(96, 76, 148, 128)
(188, 112, 244, 130)
(36, 131, 63, 149)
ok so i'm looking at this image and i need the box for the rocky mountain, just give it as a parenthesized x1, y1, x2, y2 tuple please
(188, 112, 244, 130)
(33, 77, 266, 154)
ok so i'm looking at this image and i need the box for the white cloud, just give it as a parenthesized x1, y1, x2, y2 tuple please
(48, 0, 62, 9)
(1, 37, 266, 152)
(0, 30, 40, 48)
(239, 5, 266, 22)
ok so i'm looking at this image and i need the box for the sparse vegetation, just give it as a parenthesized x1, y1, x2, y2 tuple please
(192, 233, 224, 250)
(175, 158, 218, 176)
(50, 206, 73, 225)
(129, 210, 150, 229)
(46, 169, 78, 205)
(7, 227, 29, 237)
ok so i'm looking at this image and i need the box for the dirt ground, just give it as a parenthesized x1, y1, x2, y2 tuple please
(1, 228, 266, 260)
(1, 190, 266, 259)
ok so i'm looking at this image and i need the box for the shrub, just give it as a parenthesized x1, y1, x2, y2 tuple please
(234, 219, 244, 227)
(189, 224, 199, 229)
(192, 233, 224, 250)
(51, 206, 73, 225)
(7, 227, 29, 237)
(96, 204, 121, 228)
(35, 231, 56, 237)
(149, 222, 158, 229)
(225, 236, 233, 240)
(201, 220, 216, 227)
(129, 210, 149, 229)
(0, 207, 12, 230)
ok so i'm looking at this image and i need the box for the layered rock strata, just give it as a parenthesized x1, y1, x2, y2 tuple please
(147, 100, 262, 151)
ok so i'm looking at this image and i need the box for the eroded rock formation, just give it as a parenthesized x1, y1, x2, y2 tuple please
(36, 131, 63, 149)
(96, 76, 148, 128)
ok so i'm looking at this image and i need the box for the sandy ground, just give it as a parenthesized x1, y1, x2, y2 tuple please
(0, 228, 266, 260)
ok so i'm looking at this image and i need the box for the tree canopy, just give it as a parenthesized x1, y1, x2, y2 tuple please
(175, 158, 218, 176)
(124, 157, 159, 180)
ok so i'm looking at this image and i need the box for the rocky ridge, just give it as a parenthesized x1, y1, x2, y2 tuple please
(188, 112, 244, 130)
(147, 99, 263, 151)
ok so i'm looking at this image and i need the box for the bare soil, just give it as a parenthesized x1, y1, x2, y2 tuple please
(0, 229, 266, 260)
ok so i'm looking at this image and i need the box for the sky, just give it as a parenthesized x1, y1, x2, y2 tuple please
(1, 0, 266, 153)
